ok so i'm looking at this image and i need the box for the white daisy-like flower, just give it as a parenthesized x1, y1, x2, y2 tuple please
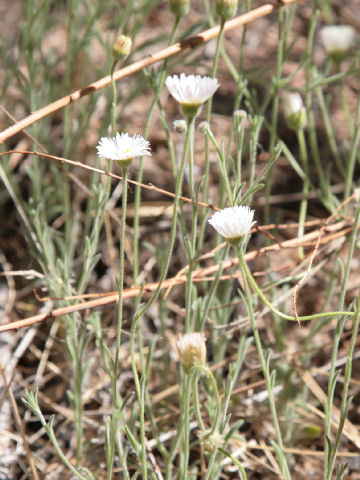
(165, 73, 219, 107)
(320, 25, 356, 62)
(97, 132, 151, 165)
(208, 206, 256, 245)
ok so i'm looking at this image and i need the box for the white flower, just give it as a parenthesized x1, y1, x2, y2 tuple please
(208, 206, 256, 244)
(176, 332, 207, 372)
(283, 93, 307, 131)
(320, 25, 356, 62)
(96, 132, 151, 163)
(165, 73, 219, 106)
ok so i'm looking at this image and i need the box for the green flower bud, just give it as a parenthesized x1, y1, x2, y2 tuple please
(215, 0, 238, 21)
(283, 93, 307, 131)
(112, 34, 132, 61)
(169, 0, 190, 18)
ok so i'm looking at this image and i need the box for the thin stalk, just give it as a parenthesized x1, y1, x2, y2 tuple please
(130, 117, 195, 479)
(110, 59, 118, 135)
(297, 128, 309, 259)
(199, 244, 230, 331)
(218, 447, 247, 479)
(74, 350, 84, 465)
(180, 371, 193, 479)
(324, 197, 360, 478)
(198, 18, 226, 251)
(192, 374, 205, 431)
(133, 16, 180, 288)
(185, 124, 197, 332)
(238, 249, 291, 479)
(344, 95, 360, 201)
(239, 252, 351, 323)
(107, 166, 128, 480)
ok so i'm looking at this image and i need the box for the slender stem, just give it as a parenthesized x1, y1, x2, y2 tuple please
(110, 60, 118, 135)
(74, 350, 84, 466)
(324, 197, 360, 478)
(238, 249, 291, 479)
(218, 447, 247, 479)
(133, 16, 180, 288)
(197, 18, 226, 253)
(297, 128, 309, 259)
(203, 17, 225, 203)
(180, 371, 193, 479)
(107, 166, 128, 480)
(192, 374, 205, 431)
(130, 117, 195, 479)
(185, 124, 197, 332)
(239, 252, 352, 323)
(199, 244, 229, 330)
(344, 95, 360, 201)
(203, 366, 221, 432)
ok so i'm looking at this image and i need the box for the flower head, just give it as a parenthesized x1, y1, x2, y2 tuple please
(97, 132, 151, 167)
(320, 25, 356, 63)
(169, 0, 189, 17)
(173, 119, 187, 134)
(216, 0, 238, 20)
(112, 34, 132, 61)
(165, 73, 219, 119)
(283, 93, 307, 131)
(208, 206, 256, 246)
(198, 430, 225, 452)
(176, 332, 207, 373)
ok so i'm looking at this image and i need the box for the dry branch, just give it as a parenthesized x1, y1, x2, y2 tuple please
(0, 0, 297, 144)
(0, 219, 352, 333)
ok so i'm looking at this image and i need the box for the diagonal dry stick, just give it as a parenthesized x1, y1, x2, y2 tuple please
(0, 220, 352, 333)
(0, 0, 297, 145)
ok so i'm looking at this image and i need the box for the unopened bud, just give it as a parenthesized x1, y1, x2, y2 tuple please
(169, 0, 190, 18)
(176, 332, 206, 373)
(198, 121, 210, 135)
(215, 0, 238, 21)
(320, 25, 356, 63)
(173, 119, 187, 134)
(112, 35, 132, 61)
(283, 93, 307, 131)
(234, 109, 247, 121)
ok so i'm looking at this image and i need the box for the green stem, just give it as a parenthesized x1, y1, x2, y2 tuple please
(133, 16, 180, 288)
(192, 374, 205, 431)
(74, 350, 84, 466)
(199, 244, 230, 330)
(130, 117, 195, 479)
(180, 371, 193, 479)
(344, 95, 360, 202)
(197, 18, 226, 253)
(297, 128, 309, 259)
(239, 250, 351, 323)
(110, 60, 118, 135)
(218, 447, 247, 479)
(185, 125, 197, 332)
(324, 196, 360, 478)
(108, 166, 128, 480)
(238, 248, 291, 479)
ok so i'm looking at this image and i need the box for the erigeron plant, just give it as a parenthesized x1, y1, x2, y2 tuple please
(1, 1, 359, 479)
